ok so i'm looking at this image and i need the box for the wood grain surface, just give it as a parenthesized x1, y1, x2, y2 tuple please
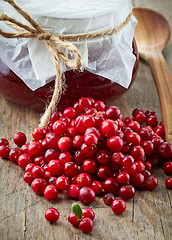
(0, 0, 172, 239)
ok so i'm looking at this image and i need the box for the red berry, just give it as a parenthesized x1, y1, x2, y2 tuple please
(165, 178, 172, 189)
(55, 176, 69, 191)
(31, 178, 47, 194)
(13, 132, 26, 146)
(0, 138, 9, 146)
(25, 163, 36, 172)
(126, 132, 141, 146)
(63, 107, 76, 119)
(48, 160, 63, 176)
(82, 159, 97, 174)
(67, 184, 80, 199)
(130, 173, 145, 188)
(46, 133, 59, 149)
(130, 146, 145, 161)
(78, 186, 96, 205)
(128, 121, 140, 133)
(122, 163, 137, 176)
(84, 133, 98, 146)
(51, 111, 63, 122)
(133, 111, 146, 124)
(32, 128, 45, 141)
(107, 136, 124, 152)
(163, 162, 172, 176)
(146, 115, 158, 128)
(18, 153, 33, 169)
(9, 148, 21, 163)
(135, 161, 145, 173)
(58, 137, 72, 152)
(28, 141, 44, 156)
(32, 166, 45, 178)
(103, 177, 119, 195)
(68, 212, 79, 227)
(97, 150, 111, 165)
(141, 141, 154, 156)
(93, 101, 106, 111)
(105, 106, 121, 120)
(79, 97, 93, 111)
(64, 162, 78, 177)
(100, 119, 118, 137)
(73, 135, 84, 149)
(44, 185, 58, 200)
(52, 120, 68, 135)
(144, 176, 158, 190)
(80, 143, 95, 158)
(159, 142, 172, 159)
(23, 172, 34, 184)
(90, 181, 102, 195)
(79, 217, 94, 233)
(76, 173, 91, 187)
(44, 149, 59, 163)
(45, 208, 59, 222)
(103, 193, 116, 205)
(84, 127, 101, 141)
(111, 199, 126, 215)
(82, 207, 95, 220)
(0, 145, 10, 159)
(118, 185, 136, 200)
(117, 172, 130, 185)
(34, 156, 45, 166)
(97, 165, 112, 180)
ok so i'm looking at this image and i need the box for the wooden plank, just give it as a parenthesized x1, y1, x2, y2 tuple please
(0, 0, 172, 239)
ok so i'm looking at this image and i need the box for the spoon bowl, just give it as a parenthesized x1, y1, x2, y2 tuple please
(133, 7, 172, 143)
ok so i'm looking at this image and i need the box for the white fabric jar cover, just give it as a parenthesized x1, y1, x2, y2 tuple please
(0, 0, 137, 91)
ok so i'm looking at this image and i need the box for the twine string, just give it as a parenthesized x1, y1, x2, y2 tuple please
(0, 0, 133, 128)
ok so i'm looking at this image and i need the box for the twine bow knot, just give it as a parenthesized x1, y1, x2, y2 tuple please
(0, 0, 81, 128)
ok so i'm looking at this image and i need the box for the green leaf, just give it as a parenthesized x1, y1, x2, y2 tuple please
(72, 203, 82, 220)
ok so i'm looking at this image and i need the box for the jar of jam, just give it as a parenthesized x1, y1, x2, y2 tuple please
(0, 0, 139, 111)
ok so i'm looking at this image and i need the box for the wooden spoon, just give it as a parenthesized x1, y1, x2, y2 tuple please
(133, 7, 172, 144)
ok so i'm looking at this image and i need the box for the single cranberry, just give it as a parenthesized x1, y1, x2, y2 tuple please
(141, 141, 154, 156)
(100, 119, 118, 137)
(70, 176, 78, 184)
(144, 176, 158, 190)
(13, 132, 27, 147)
(32, 128, 45, 141)
(82, 159, 97, 174)
(31, 178, 47, 194)
(117, 172, 130, 185)
(52, 120, 68, 135)
(118, 185, 136, 200)
(122, 155, 134, 167)
(85, 108, 98, 115)
(97, 150, 111, 165)
(48, 176, 57, 185)
(111, 152, 124, 171)
(130, 173, 145, 188)
(122, 126, 133, 140)
(41, 139, 48, 151)
(51, 111, 63, 122)
(64, 162, 78, 177)
(45, 208, 59, 223)
(128, 121, 140, 133)
(25, 163, 36, 173)
(21, 143, 30, 154)
(103, 177, 119, 195)
(68, 212, 79, 227)
(48, 160, 64, 176)
(130, 146, 145, 161)
(84, 127, 101, 141)
(145, 110, 156, 117)
(32, 166, 45, 178)
(122, 163, 137, 176)
(103, 193, 116, 205)
(58, 137, 72, 152)
(82, 207, 95, 220)
(44, 149, 59, 163)
(44, 171, 52, 181)
(76, 173, 91, 187)
(133, 111, 146, 124)
(111, 199, 126, 215)
(146, 115, 158, 128)
(159, 142, 172, 159)
(126, 132, 141, 146)
(132, 108, 143, 117)
(55, 176, 69, 191)
(44, 185, 58, 200)
(93, 100, 106, 111)
(9, 148, 22, 163)
(107, 136, 124, 152)
(67, 184, 80, 199)
(34, 156, 45, 166)
(79, 217, 94, 233)
(74, 150, 85, 165)
(59, 152, 73, 166)
(105, 106, 121, 120)
(46, 132, 59, 149)
(154, 126, 165, 139)
(0, 138, 9, 146)
(63, 107, 76, 119)
(124, 117, 133, 125)
(79, 97, 93, 111)
(82, 115, 96, 129)
(0, 145, 10, 159)
(84, 133, 98, 146)
(78, 186, 96, 205)
(163, 162, 172, 176)
(141, 170, 151, 179)
(151, 134, 164, 152)
(97, 166, 112, 180)
(165, 178, 172, 189)
(135, 160, 145, 173)
(94, 112, 106, 128)
(28, 141, 44, 156)
(18, 153, 33, 169)
(73, 135, 84, 149)
(90, 181, 102, 195)
(144, 161, 152, 172)
(67, 127, 77, 139)
(139, 128, 152, 141)
(80, 143, 95, 158)
(75, 115, 85, 134)
(23, 172, 34, 184)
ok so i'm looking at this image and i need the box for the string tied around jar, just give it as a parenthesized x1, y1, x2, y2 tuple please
(0, 0, 133, 128)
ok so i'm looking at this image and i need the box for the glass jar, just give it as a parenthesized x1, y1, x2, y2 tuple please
(0, 0, 139, 111)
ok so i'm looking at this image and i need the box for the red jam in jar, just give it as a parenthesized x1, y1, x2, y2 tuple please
(0, 40, 139, 112)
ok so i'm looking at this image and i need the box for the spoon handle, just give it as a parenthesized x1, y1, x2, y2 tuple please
(148, 52, 172, 144)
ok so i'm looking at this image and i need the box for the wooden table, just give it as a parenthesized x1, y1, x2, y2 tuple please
(0, 0, 171, 239)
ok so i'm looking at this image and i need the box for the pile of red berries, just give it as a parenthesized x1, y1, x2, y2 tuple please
(0, 97, 172, 222)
